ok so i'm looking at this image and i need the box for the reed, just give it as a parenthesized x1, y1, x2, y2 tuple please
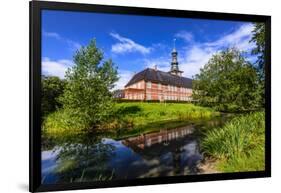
(201, 112, 265, 172)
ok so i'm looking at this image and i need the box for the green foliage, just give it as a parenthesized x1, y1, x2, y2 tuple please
(193, 48, 261, 112)
(43, 109, 90, 134)
(201, 112, 265, 172)
(58, 39, 118, 131)
(250, 22, 266, 107)
(41, 76, 65, 116)
(250, 22, 265, 75)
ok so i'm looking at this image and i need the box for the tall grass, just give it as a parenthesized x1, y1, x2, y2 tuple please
(42, 108, 89, 135)
(201, 112, 265, 172)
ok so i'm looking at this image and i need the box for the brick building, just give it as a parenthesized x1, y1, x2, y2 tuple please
(124, 46, 192, 101)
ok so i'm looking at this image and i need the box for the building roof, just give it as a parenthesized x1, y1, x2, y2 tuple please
(125, 68, 192, 88)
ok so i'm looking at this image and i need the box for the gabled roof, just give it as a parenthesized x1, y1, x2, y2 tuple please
(125, 68, 192, 88)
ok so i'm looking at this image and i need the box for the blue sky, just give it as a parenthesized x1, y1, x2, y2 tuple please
(42, 10, 256, 90)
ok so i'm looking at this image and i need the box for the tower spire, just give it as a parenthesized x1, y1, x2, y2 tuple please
(169, 39, 183, 76)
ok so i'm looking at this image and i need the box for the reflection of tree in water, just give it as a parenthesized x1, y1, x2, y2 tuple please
(48, 132, 115, 183)
(171, 141, 202, 175)
(172, 147, 182, 175)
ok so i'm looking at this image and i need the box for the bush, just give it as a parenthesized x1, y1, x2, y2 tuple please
(42, 109, 91, 134)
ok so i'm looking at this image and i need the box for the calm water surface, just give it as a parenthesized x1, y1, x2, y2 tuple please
(42, 116, 230, 184)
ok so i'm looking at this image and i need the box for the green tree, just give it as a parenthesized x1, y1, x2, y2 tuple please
(41, 76, 65, 116)
(250, 22, 265, 107)
(60, 39, 118, 130)
(250, 22, 265, 77)
(193, 48, 261, 112)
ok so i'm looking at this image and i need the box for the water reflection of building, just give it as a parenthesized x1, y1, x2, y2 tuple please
(122, 125, 194, 151)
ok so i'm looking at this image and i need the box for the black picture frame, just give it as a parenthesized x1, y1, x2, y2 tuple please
(29, 1, 271, 192)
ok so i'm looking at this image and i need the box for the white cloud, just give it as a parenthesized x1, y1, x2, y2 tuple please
(42, 58, 135, 90)
(110, 32, 151, 55)
(43, 31, 61, 40)
(180, 46, 218, 78)
(113, 70, 135, 90)
(42, 57, 74, 79)
(204, 23, 255, 51)
(66, 39, 82, 51)
(181, 24, 255, 77)
(143, 57, 170, 72)
(144, 23, 255, 78)
(43, 30, 82, 51)
(175, 31, 193, 42)
(142, 46, 216, 78)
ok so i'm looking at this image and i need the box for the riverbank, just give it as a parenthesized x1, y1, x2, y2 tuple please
(43, 102, 220, 136)
(106, 102, 221, 138)
(201, 112, 265, 172)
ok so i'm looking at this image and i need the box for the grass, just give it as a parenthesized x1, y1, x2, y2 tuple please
(43, 102, 220, 136)
(102, 102, 220, 137)
(42, 108, 89, 135)
(201, 112, 265, 172)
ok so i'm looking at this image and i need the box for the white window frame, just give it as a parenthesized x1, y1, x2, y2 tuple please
(158, 83, 161, 90)
(147, 81, 151, 89)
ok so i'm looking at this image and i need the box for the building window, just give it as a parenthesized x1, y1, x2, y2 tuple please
(147, 94, 151, 100)
(175, 87, 177, 92)
(158, 83, 161, 90)
(147, 81, 151, 89)
(158, 94, 162, 100)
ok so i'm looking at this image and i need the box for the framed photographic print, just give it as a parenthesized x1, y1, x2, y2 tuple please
(30, 1, 271, 192)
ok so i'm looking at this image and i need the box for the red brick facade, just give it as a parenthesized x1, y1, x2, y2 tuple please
(124, 79, 192, 101)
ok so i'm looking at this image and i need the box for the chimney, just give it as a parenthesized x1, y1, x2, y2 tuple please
(154, 65, 157, 71)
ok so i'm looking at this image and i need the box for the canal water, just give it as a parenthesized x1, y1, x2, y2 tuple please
(41, 116, 230, 184)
